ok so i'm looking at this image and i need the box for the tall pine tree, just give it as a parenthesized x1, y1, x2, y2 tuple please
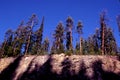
(66, 16, 74, 52)
(32, 17, 44, 54)
(12, 21, 25, 55)
(24, 14, 38, 54)
(100, 11, 107, 55)
(42, 37, 49, 54)
(2, 29, 14, 56)
(53, 22, 65, 54)
(76, 21, 83, 55)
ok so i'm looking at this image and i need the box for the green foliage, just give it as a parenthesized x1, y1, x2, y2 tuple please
(76, 21, 83, 35)
(86, 27, 117, 55)
(31, 17, 44, 54)
(104, 27, 117, 55)
(65, 50, 73, 56)
(66, 16, 74, 51)
(50, 42, 56, 54)
(75, 41, 80, 55)
(24, 14, 38, 54)
(76, 21, 83, 55)
(52, 22, 65, 54)
(41, 38, 49, 54)
(1, 13, 119, 57)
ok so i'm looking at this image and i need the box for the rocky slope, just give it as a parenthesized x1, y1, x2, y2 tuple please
(0, 54, 120, 80)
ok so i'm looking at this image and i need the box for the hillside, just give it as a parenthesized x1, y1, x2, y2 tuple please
(0, 54, 120, 80)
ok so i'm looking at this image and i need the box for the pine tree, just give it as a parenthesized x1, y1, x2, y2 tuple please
(76, 21, 83, 54)
(50, 42, 56, 54)
(104, 27, 117, 55)
(85, 31, 100, 55)
(24, 14, 38, 54)
(75, 41, 80, 54)
(3, 29, 14, 56)
(93, 28, 101, 54)
(93, 27, 117, 55)
(66, 16, 74, 52)
(42, 38, 49, 54)
(12, 21, 25, 55)
(33, 17, 44, 54)
(53, 22, 65, 54)
(100, 11, 107, 55)
(82, 40, 89, 55)
(87, 36, 95, 55)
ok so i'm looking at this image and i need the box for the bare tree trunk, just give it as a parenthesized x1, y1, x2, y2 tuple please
(70, 31, 73, 51)
(100, 14, 105, 55)
(80, 37, 82, 55)
(58, 38, 60, 50)
(101, 25, 105, 55)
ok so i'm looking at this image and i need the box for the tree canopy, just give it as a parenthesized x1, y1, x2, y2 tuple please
(0, 12, 119, 57)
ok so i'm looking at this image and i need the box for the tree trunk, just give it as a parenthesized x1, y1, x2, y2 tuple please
(101, 19, 105, 55)
(25, 21, 34, 54)
(70, 31, 73, 51)
(12, 38, 17, 54)
(101, 26, 105, 55)
(80, 37, 82, 55)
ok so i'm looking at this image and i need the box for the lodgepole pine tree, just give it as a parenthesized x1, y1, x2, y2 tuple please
(53, 22, 65, 54)
(33, 17, 44, 54)
(100, 12, 107, 55)
(42, 37, 49, 54)
(104, 27, 117, 55)
(76, 21, 83, 54)
(24, 14, 38, 54)
(3, 29, 13, 56)
(92, 28, 101, 54)
(12, 21, 25, 55)
(66, 16, 74, 52)
(87, 36, 95, 55)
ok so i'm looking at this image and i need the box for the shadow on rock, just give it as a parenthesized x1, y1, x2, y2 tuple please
(0, 55, 23, 80)
(92, 60, 120, 80)
(1, 55, 120, 80)
(19, 56, 90, 80)
(60, 57, 72, 80)
(19, 55, 57, 80)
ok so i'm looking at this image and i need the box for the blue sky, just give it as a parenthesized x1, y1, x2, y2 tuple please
(0, 0, 120, 47)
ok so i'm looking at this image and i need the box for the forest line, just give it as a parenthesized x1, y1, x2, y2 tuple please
(0, 11, 120, 57)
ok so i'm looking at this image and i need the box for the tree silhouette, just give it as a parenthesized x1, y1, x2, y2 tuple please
(24, 14, 38, 54)
(100, 11, 107, 55)
(42, 38, 50, 54)
(0, 12, 119, 56)
(53, 22, 65, 54)
(2, 29, 14, 56)
(76, 21, 83, 55)
(32, 17, 44, 54)
(66, 16, 74, 52)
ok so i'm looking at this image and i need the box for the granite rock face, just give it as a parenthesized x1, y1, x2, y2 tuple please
(0, 54, 120, 80)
